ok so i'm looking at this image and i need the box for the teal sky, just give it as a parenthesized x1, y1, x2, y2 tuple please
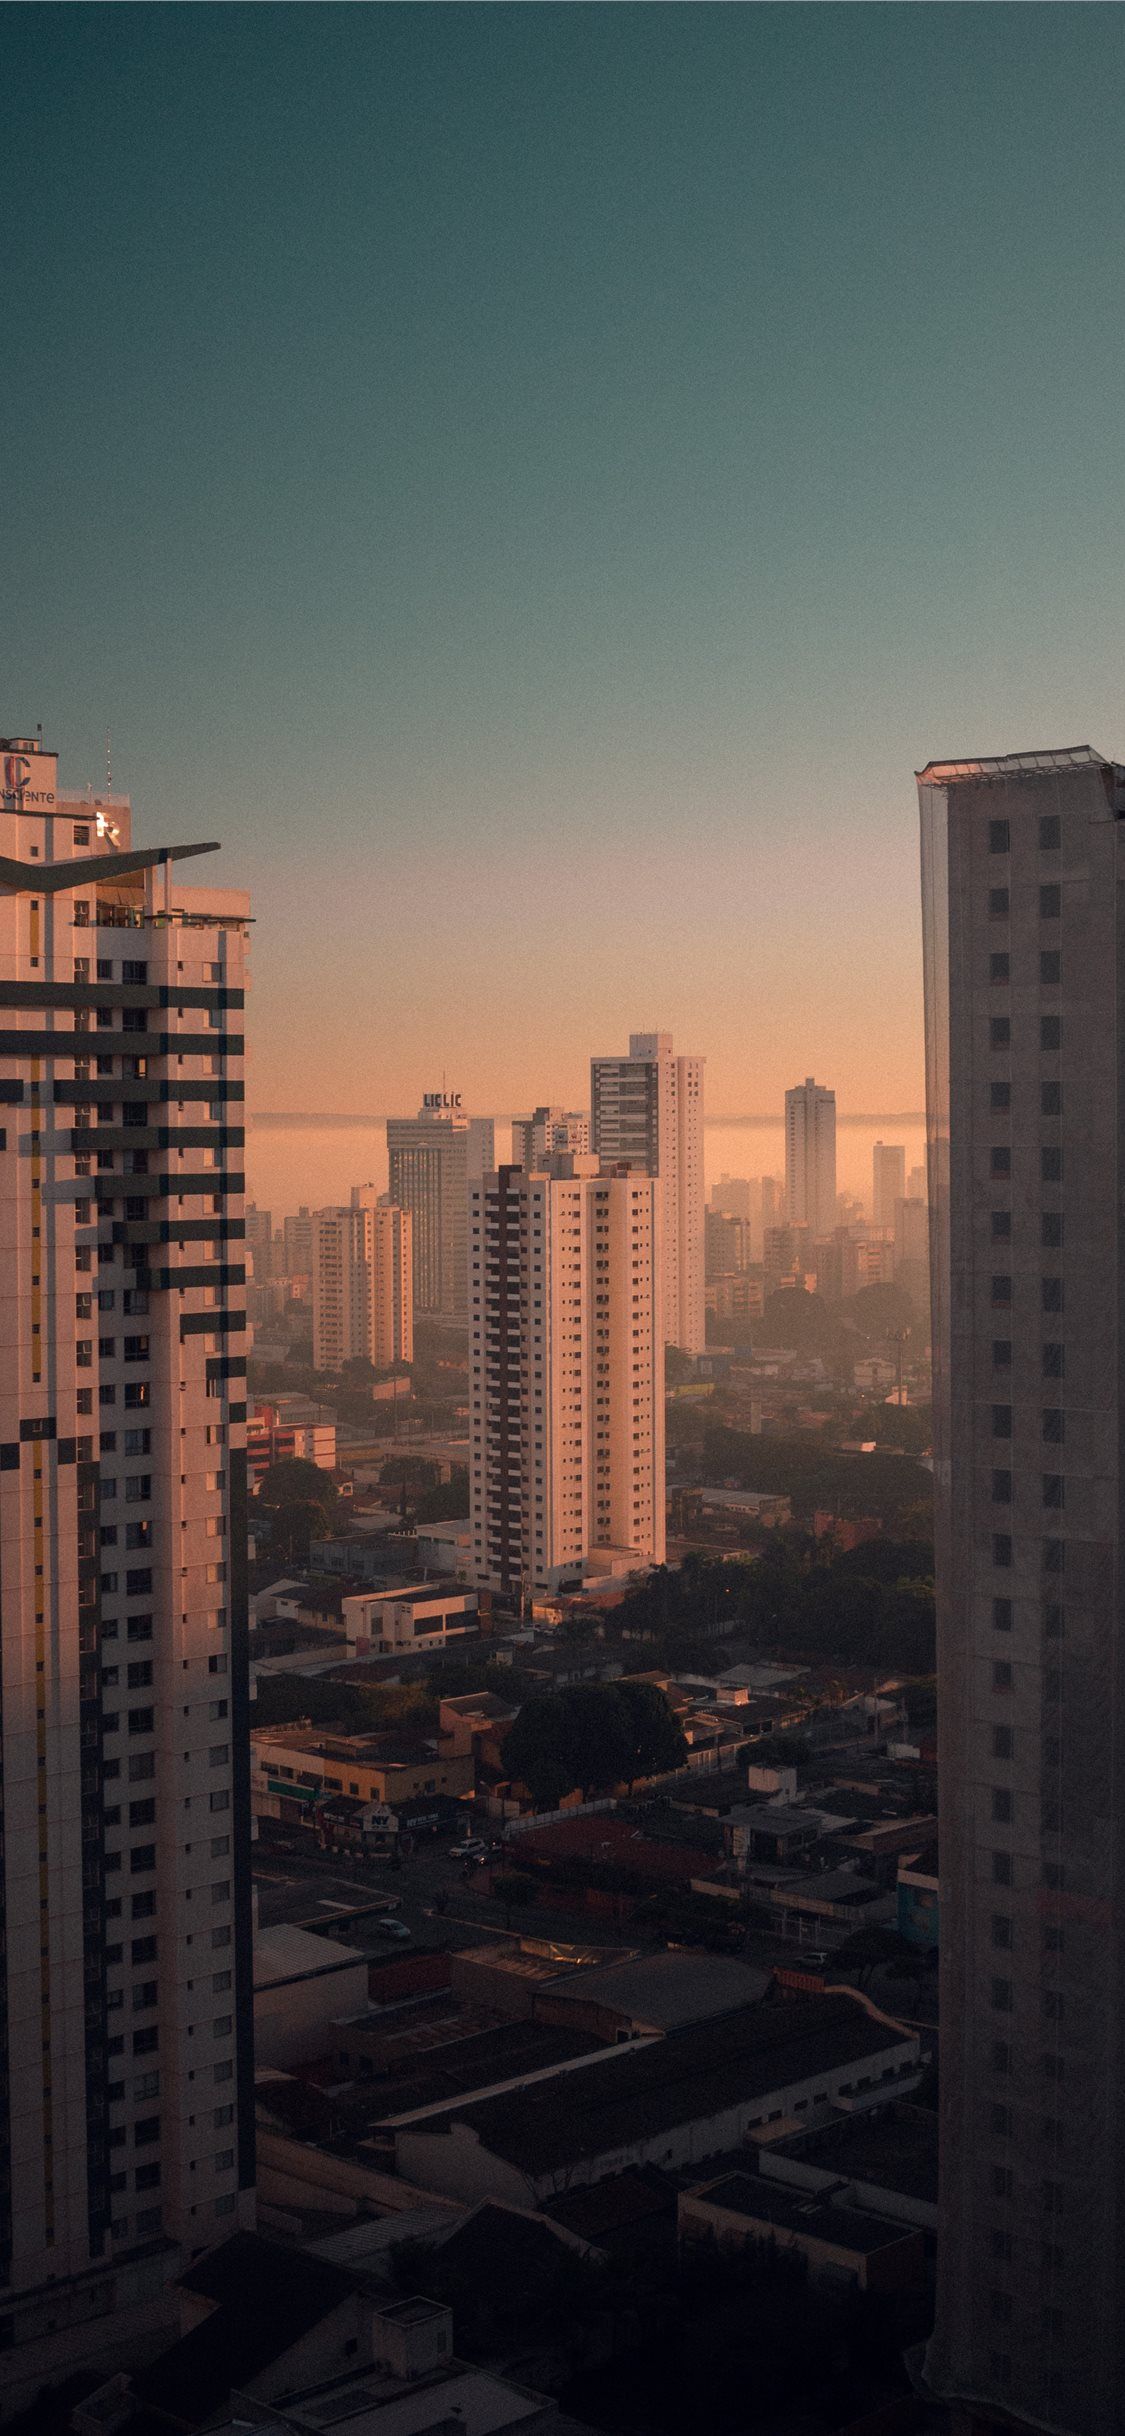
(6, 4, 1125, 1139)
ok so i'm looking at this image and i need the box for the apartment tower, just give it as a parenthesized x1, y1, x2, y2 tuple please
(511, 1106, 589, 1169)
(590, 1031, 704, 1355)
(920, 746, 1125, 2436)
(0, 736, 253, 2398)
(872, 1139, 906, 1232)
(784, 1077, 837, 1238)
(468, 1157, 665, 1596)
(387, 1098, 494, 1325)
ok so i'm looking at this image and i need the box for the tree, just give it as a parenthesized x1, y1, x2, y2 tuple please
(501, 1681, 685, 1807)
(492, 1871, 537, 1929)
(616, 1679, 688, 1784)
(255, 1457, 339, 1565)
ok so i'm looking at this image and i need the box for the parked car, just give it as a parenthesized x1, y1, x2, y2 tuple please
(372, 1918, 412, 1942)
(453, 1839, 488, 1862)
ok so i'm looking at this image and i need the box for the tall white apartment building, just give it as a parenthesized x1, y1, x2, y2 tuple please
(311, 1195, 412, 1373)
(920, 747, 1125, 2436)
(0, 735, 253, 2400)
(468, 1158, 665, 1596)
(784, 1077, 837, 1237)
(511, 1106, 589, 1169)
(387, 1098, 493, 1325)
(871, 1139, 906, 1231)
(590, 1032, 704, 1356)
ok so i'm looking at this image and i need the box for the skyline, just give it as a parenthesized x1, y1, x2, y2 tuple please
(9, 6, 1125, 1126)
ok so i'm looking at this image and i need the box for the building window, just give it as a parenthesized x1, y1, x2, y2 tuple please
(989, 887, 1010, 917)
(991, 1277, 1012, 1308)
(993, 1850, 1013, 1885)
(992, 1596, 1013, 1630)
(992, 1470, 1012, 1503)
(1042, 1277, 1064, 1313)
(1043, 1475, 1065, 1509)
(1043, 1602, 1065, 1638)
(990, 953, 1010, 984)
(1041, 1079, 1061, 1115)
(1043, 1343, 1065, 1379)
(1039, 814, 1061, 850)
(993, 1665, 1013, 1697)
(991, 1081, 1010, 1111)
(993, 1536, 1012, 1569)
(991, 1977, 1013, 2012)
(992, 1405, 1012, 1438)
(1041, 1146, 1063, 1183)
(989, 820, 1011, 853)
(991, 1212, 1011, 1242)
(990, 1017, 1011, 1049)
(992, 1788, 1013, 1824)
(992, 1340, 1012, 1370)
(1043, 1537, 1066, 1573)
(1040, 949, 1061, 986)
(1041, 1015, 1061, 1050)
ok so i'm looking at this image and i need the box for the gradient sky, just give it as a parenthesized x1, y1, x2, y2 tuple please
(6, 5, 1125, 1137)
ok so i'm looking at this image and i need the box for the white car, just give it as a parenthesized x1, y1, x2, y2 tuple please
(454, 1839, 488, 1862)
(372, 1917, 412, 1942)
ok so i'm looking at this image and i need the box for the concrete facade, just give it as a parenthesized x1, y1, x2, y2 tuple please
(590, 1031, 704, 1356)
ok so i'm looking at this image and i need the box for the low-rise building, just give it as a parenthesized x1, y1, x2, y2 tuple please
(248, 1397, 338, 1487)
(251, 1724, 475, 1815)
(344, 1580, 479, 1654)
(255, 1923, 372, 2070)
(678, 2169, 925, 2292)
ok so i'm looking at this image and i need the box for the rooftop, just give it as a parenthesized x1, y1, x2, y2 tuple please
(917, 745, 1109, 782)
(689, 2168, 917, 2257)
(138, 2233, 355, 2420)
(766, 2101, 938, 2205)
(550, 1950, 770, 2030)
(399, 1996, 917, 2176)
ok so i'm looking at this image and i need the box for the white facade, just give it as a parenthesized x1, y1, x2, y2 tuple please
(342, 1584, 479, 1652)
(0, 734, 253, 2375)
(311, 1194, 412, 1373)
(468, 1158, 665, 1596)
(871, 1140, 905, 1231)
(784, 1078, 837, 1237)
(590, 1031, 704, 1355)
(511, 1106, 590, 1169)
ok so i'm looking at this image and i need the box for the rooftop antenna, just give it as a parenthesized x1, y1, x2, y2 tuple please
(105, 731, 112, 789)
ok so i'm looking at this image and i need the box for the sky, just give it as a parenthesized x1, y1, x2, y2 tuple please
(5, 4, 1125, 1204)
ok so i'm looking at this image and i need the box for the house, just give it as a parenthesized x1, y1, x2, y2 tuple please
(344, 1581, 479, 1654)
(679, 2169, 925, 2292)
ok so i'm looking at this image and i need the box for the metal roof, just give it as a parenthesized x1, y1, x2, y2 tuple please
(916, 745, 1109, 782)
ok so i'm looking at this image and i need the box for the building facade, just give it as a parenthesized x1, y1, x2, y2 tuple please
(920, 746, 1125, 2436)
(0, 734, 254, 2393)
(386, 1100, 492, 1325)
(511, 1105, 589, 1169)
(310, 1194, 412, 1374)
(872, 1140, 906, 1232)
(590, 1031, 704, 1356)
(784, 1078, 837, 1238)
(468, 1158, 665, 1596)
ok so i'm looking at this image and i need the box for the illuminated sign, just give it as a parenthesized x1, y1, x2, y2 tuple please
(423, 1091, 462, 1111)
(1, 750, 56, 811)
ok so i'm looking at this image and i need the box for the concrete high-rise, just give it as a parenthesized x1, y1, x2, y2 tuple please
(872, 1140, 906, 1231)
(784, 1078, 836, 1238)
(0, 735, 253, 2401)
(920, 746, 1125, 2436)
(386, 1095, 490, 1326)
(468, 1158, 665, 1597)
(311, 1193, 412, 1374)
(511, 1106, 589, 1169)
(590, 1031, 704, 1356)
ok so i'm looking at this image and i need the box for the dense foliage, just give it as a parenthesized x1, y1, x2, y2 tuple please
(612, 1538, 935, 1674)
(501, 1680, 687, 1805)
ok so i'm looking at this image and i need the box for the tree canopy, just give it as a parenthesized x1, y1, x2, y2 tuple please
(501, 1679, 686, 1806)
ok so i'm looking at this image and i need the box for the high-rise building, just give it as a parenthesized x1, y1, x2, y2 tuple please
(281, 1205, 313, 1279)
(311, 1193, 412, 1373)
(0, 734, 253, 2397)
(511, 1106, 589, 1169)
(919, 745, 1125, 2436)
(907, 1162, 927, 1202)
(245, 1202, 273, 1282)
(590, 1031, 704, 1355)
(386, 1097, 472, 1325)
(704, 1209, 749, 1282)
(893, 1194, 929, 1318)
(871, 1141, 906, 1230)
(468, 1157, 665, 1596)
(784, 1078, 836, 1238)
(709, 1174, 751, 1222)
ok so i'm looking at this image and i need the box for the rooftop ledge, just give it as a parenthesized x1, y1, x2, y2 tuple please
(916, 745, 1110, 781)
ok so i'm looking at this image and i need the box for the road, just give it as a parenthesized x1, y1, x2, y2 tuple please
(252, 1831, 628, 1956)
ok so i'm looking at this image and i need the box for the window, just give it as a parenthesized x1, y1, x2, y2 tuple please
(989, 887, 1010, 917)
(992, 1469, 1012, 1503)
(992, 1788, 1013, 1823)
(1041, 1015, 1061, 1050)
(1042, 1277, 1064, 1313)
(1040, 883, 1061, 917)
(991, 1977, 1013, 2012)
(1041, 1147, 1063, 1183)
(992, 2165, 1013, 2199)
(993, 1663, 1013, 1695)
(989, 819, 1010, 853)
(1043, 1475, 1065, 1509)
(993, 1850, 1013, 1885)
(1040, 949, 1061, 986)
(990, 1017, 1011, 1049)
(993, 1536, 1012, 1569)
(991, 1213, 1011, 1242)
(1039, 813, 1061, 850)
(1044, 1602, 1065, 1638)
(1044, 1537, 1066, 1573)
(993, 1723, 1013, 1760)
(1041, 1080, 1061, 1116)
(991, 2228, 1013, 2260)
(990, 1147, 1011, 1179)
(128, 1708, 154, 1736)
(991, 1081, 1011, 1111)
(993, 1340, 1012, 1370)
(992, 1405, 1012, 1438)
(991, 1277, 1012, 1308)
(993, 1596, 1012, 1631)
(122, 961, 148, 984)
(990, 953, 1010, 984)
(1043, 1343, 1065, 1379)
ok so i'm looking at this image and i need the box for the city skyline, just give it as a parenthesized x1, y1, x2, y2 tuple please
(10, 9, 1125, 1127)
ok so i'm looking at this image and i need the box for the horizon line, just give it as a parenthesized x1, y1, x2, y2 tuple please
(249, 1108, 929, 1131)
